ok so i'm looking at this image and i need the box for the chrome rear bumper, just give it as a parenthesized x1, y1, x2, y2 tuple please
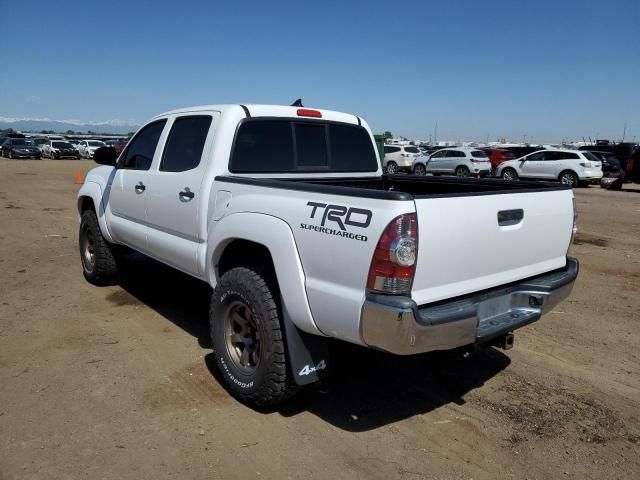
(360, 257, 579, 355)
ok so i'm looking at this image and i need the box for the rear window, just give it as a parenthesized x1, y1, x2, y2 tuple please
(230, 120, 377, 173)
(471, 150, 488, 158)
(582, 151, 600, 162)
(404, 147, 420, 154)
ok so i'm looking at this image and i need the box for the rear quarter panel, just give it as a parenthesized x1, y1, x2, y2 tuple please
(211, 181, 414, 345)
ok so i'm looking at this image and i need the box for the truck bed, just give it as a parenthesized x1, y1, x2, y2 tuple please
(217, 175, 569, 200)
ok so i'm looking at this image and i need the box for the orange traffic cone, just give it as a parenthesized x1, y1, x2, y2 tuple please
(75, 169, 84, 185)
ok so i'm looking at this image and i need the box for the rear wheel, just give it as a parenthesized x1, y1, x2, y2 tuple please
(502, 168, 518, 181)
(210, 267, 297, 407)
(413, 163, 426, 176)
(559, 170, 578, 188)
(386, 161, 398, 174)
(79, 209, 119, 285)
(455, 165, 470, 177)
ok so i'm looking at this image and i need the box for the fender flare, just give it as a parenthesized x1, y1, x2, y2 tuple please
(206, 212, 322, 337)
(77, 181, 115, 244)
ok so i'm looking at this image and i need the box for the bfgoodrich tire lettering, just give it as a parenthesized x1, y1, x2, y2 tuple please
(210, 267, 297, 407)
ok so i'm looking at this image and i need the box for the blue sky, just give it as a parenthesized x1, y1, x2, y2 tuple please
(2, 0, 639, 142)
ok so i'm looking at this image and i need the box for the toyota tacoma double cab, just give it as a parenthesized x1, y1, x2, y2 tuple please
(77, 103, 579, 407)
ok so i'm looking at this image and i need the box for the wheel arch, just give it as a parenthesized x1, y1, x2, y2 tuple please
(207, 212, 321, 335)
(77, 181, 114, 243)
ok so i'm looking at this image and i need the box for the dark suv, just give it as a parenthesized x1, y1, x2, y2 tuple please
(586, 151, 622, 178)
(1, 138, 42, 159)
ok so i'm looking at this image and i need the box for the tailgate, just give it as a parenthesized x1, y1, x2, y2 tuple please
(411, 189, 574, 305)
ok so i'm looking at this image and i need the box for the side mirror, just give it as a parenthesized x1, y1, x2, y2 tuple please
(94, 146, 117, 166)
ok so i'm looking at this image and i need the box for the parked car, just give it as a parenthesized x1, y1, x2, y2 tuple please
(77, 140, 106, 158)
(497, 149, 603, 187)
(627, 147, 640, 183)
(31, 137, 48, 152)
(383, 145, 422, 173)
(42, 140, 81, 159)
(586, 151, 622, 178)
(1, 138, 42, 159)
(113, 138, 129, 156)
(77, 103, 578, 407)
(413, 147, 491, 177)
(480, 148, 517, 175)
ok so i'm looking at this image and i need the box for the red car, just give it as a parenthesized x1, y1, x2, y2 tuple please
(113, 139, 129, 156)
(480, 148, 517, 174)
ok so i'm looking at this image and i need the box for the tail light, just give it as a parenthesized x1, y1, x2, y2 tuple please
(579, 162, 592, 168)
(367, 213, 418, 295)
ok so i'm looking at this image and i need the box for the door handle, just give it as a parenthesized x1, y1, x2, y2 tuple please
(134, 181, 146, 193)
(179, 188, 195, 200)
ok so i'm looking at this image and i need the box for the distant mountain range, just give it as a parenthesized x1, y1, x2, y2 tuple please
(0, 116, 140, 135)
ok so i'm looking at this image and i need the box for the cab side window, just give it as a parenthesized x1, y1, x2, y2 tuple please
(119, 120, 167, 170)
(527, 151, 546, 161)
(160, 116, 212, 172)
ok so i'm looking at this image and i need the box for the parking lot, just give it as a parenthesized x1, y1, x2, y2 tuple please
(0, 158, 639, 479)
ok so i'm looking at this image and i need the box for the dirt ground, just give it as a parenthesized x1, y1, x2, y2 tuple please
(1, 158, 638, 480)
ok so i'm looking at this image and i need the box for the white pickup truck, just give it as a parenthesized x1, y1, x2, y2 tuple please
(77, 103, 579, 407)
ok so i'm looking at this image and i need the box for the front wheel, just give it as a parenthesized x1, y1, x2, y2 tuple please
(559, 170, 578, 188)
(79, 209, 119, 285)
(501, 168, 518, 181)
(210, 267, 297, 407)
(413, 163, 427, 176)
(455, 165, 470, 177)
(385, 161, 398, 174)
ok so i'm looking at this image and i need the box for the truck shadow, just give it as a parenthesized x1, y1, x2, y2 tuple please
(276, 342, 510, 432)
(116, 253, 213, 348)
(115, 252, 511, 432)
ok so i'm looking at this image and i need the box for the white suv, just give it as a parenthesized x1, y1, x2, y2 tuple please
(497, 149, 603, 187)
(383, 145, 421, 173)
(78, 140, 107, 159)
(413, 147, 491, 177)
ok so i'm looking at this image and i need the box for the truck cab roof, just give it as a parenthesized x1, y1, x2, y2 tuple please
(153, 104, 363, 126)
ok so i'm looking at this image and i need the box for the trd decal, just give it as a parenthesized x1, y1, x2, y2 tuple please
(300, 201, 372, 242)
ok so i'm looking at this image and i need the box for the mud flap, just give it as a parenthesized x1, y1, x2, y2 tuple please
(282, 305, 330, 386)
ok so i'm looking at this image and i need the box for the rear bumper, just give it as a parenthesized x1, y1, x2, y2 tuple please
(360, 257, 579, 355)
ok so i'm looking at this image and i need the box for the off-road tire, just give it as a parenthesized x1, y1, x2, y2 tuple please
(79, 209, 119, 285)
(210, 267, 298, 407)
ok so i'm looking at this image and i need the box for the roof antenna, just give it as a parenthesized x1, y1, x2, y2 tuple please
(290, 99, 303, 107)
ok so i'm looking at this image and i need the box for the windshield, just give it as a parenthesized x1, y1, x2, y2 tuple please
(88, 141, 105, 147)
(12, 139, 27, 146)
(53, 141, 72, 148)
